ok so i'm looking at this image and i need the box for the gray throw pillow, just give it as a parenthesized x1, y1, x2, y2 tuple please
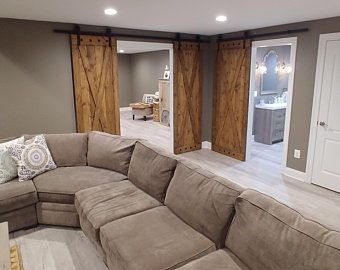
(0, 137, 24, 184)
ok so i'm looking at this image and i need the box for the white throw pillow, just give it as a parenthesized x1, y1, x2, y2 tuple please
(7, 135, 57, 181)
(0, 137, 24, 184)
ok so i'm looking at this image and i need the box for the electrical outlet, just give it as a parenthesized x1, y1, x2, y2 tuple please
(294, 149, 301, 159)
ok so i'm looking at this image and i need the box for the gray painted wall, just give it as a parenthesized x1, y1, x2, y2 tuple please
(118, 51, 169, 106)
(118, 54, 132, 107)
(130, 50, 169, 102)
(0, 19, 76, 138)
(201, 42, 215, 142)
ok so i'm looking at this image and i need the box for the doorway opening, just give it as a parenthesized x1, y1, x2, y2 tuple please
(117, 40, 174, 152)
(246, 37, 297, 171)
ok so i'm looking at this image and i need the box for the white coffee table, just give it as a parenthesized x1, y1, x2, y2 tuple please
(0, 222, 10, 270)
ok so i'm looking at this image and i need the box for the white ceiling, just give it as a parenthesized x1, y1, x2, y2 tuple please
(117, 41, 171, 54)
(0, 0, 340, 35)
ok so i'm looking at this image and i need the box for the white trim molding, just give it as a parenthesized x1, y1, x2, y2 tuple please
(283, 167, 308, 183)
(201, 141, 212, 149)
(246, 37, 298, 177)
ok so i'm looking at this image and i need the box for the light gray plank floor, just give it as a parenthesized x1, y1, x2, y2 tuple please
(10, 226, 108, 270)
(11, 111, 340, 269)
(120, 109, 171, 152)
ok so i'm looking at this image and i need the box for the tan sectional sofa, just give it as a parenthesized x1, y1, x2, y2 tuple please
(0, 131, 339, 270)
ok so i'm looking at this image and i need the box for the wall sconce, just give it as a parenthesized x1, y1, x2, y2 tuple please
(281, 62, 292, 74)
(256, 61, 267, 74)
(277, 62, 292, 74)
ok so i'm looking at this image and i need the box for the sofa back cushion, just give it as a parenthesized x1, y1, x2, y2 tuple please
(164, 161, 243, 248)
(0, 137, 17, 144)
(128, 141, 177, 202)
(45, 133, 88, 167)
(87, 132, 137, 175)
(226, 189, 340, 270)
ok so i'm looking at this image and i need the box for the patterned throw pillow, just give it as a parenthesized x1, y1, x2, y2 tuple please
(7, 135, 57, 181)
(0, 137, 24, 184)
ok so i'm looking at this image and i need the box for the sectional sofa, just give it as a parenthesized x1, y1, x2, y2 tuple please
(0, 131, 339, 270)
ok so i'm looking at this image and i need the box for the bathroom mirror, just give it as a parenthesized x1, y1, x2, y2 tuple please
(260, 50, 279, 95)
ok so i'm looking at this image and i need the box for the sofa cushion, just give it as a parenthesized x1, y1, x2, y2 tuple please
(45, 133, 88, 167)
(87, 132, 137, 175)
(36, 202, 80, 227)
(0, 137, 17, 144)
(226, 189, 340, 270)
(100, 206, 215, 270)
(75, 180, 161, 254)
(164, 161, 243, 248)
(0, 205, 37, 232)
(0, 178, 38, 214)
(33, 166, 127, 204)
(177, 249, 250, 270)
(128, 142, 177, 202)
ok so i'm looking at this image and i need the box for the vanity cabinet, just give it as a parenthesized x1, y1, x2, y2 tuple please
(254, 107, 286, 145)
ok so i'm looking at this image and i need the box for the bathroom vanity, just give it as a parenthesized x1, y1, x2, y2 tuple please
(254, 103, 286, 145)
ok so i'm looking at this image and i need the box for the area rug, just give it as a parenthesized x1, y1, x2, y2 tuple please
(10, 245, 23, 270)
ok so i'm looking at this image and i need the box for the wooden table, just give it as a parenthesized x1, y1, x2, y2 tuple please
(0, 222, 10, 270)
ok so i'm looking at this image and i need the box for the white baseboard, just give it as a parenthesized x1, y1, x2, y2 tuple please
(283, 167, 309, 183)
(201, 141, 212, 149)
(120, 107, 131, 112)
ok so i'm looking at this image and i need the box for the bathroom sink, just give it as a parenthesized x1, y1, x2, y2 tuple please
(256, 103, 287, 110)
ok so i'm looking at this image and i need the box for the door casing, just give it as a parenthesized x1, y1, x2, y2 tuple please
(246, 37, 297, 173)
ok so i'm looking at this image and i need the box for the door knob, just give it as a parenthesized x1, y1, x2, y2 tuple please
(319, 121, 327, 127)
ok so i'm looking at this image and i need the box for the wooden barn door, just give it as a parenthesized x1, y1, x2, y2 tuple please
(71, 35, 120, 134)
(212, 40, 251, 161)
(173, 41, 202, 154)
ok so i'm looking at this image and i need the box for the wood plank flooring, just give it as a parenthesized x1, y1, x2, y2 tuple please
(120, 108, 171, 151)
(10, 110, 340, 269)
(10, 226, 107, 270)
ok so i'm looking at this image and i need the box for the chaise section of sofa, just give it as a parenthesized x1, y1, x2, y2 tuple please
(75, 180, 162, 258)
(101, 206, 216, 270)
(99, 157, 243, 270)
(75, 138, 177, 259)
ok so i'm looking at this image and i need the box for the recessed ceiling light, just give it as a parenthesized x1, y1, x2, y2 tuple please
(119, 49, 125, 53)
(216, 15, 227, 22)
(104, 8, 118, 15)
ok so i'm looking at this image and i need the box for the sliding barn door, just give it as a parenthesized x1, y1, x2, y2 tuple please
(173, 41, 202, 154)
(71, 35, 120, 134)
(212, 40, 251, 161)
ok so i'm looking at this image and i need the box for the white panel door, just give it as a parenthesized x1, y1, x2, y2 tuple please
(312, 36, 340, 192)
